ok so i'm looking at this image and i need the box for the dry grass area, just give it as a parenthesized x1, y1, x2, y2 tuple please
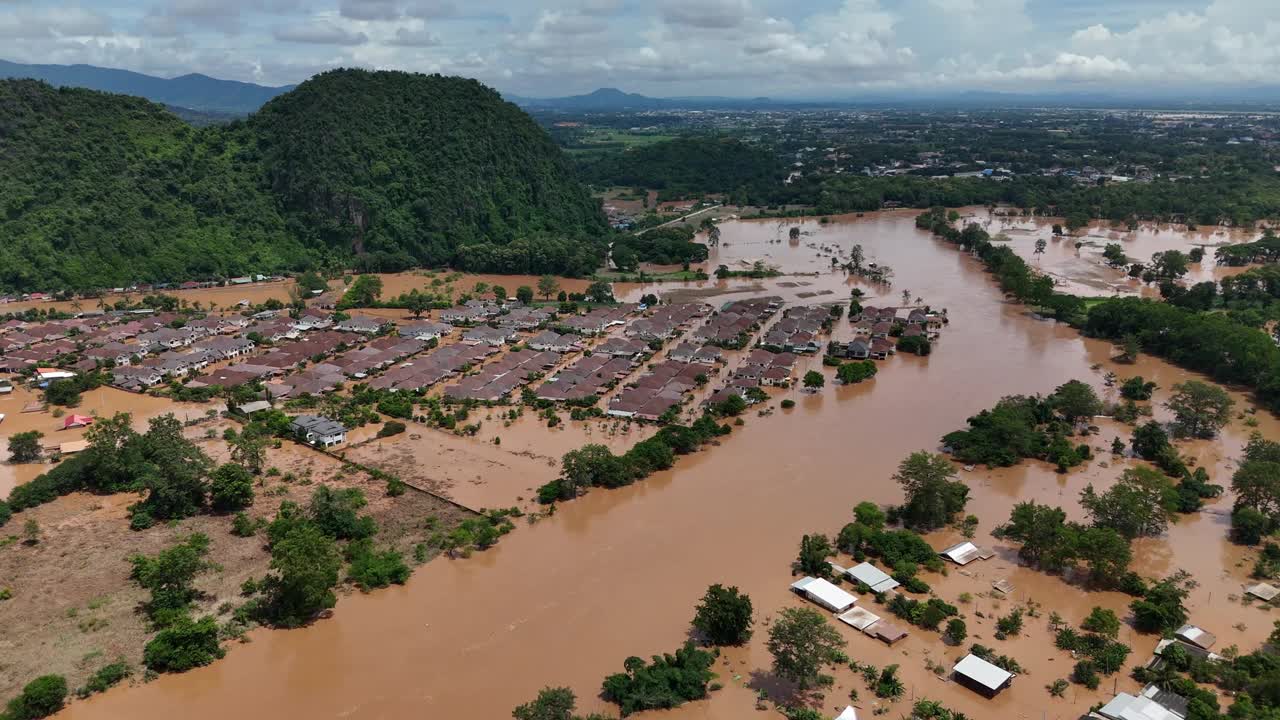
(0, 423, 474, 700)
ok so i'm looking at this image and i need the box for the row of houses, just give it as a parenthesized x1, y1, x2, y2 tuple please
(607, 360, 708, 420)
(536, 354, 636, 402)
(692, 299, 777, 347)
(443, 349, 562, 402)
(759, 305, 834, 354)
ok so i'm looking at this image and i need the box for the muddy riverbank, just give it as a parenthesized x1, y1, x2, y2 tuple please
(46, 211, 1280, 719)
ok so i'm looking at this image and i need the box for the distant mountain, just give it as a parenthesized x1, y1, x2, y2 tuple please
(512, 87, 777, 111)
(0, 59, 292, 114)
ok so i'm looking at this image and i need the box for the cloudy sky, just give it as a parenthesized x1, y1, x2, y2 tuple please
(2, 0, 1278, 97)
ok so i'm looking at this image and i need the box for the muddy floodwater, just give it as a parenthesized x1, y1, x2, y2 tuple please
(60, 212, 1280, 720)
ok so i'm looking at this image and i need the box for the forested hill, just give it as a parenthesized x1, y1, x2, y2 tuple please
(0, 70, 609, 292)
(248, 69, 607, 276)
(0, 79, 305, 291)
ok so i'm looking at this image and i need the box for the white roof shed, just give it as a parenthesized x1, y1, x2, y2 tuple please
(1096, 692, 1183, 720)
(844, 562, 900, 593)
(939, 541, 993, 566)
(953, 654, 1013, 695)
(1174, 624, 1217, 650)
(834, 707, 858, 720)
(790, 576, 857, 613)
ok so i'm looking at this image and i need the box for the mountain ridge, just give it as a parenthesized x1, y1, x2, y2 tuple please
(0, 59, 292, 114)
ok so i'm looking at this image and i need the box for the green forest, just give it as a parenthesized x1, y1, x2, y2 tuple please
(576, 136, 795, 204)
(0, 70, 609, 292)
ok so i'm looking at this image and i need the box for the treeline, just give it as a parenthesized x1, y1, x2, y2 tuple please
(537, 415, 730, 503)
(916, 208, 1086, 320)
(611, 226, 708, 270)
(576, 136, 790, 203)
(942, 381, 1100, 471)
(1084, 297, 1280, 412)
(0, 70, 609, 292)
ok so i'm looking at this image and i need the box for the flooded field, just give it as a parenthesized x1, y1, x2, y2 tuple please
(50, 211, 1280, 720)
(0, 385, 219, 498)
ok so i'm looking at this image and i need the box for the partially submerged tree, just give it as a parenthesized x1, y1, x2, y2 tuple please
(767, 606, 846, 690)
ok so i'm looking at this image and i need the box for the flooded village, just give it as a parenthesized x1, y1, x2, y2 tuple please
(4, 208, 1280, 720)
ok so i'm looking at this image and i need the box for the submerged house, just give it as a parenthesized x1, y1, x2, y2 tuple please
(952, 654, 1013, 698)
(789, 576, 857, 613)
(289, 415, 348, 447)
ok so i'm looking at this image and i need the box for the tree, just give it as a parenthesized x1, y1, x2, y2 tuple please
(585, 280, 615, 304)
(491, 285, 508, 300)
(600, 642, 715, 716)
(1165, 380, 1234, 439)
(143, 614, 224, 672)
(228, 429, 267, 474)
(1120, 376, 1157, 401)
(802, 370, 824, 391)
(1034, 237, 1047, 256)
(894, 451, 968, 531)
(1074, 526, 1132, 588)
(1118, 333, 1140, 363)
(129, 533, 211, 624)
(794, 533, 833, 576)
(4, 675, 68, 720)
(945, 618, 967, 645)
(405, 292, 430, 318)
(261, 522, 341, 627)
(1051, 380, 1102, 423)
(515, 286, 534, 305)
(1150, 250, 1190, 281)
(1081, 467, 1176, 539)
(1130, 573, 1192, 634)
(513, 687, 610, 720)
(1082, 607, 1121, 638)
(341, 274, 383, 308)
(849, 244, 865, 270)
(561, 444, 632, 493)
(853, 501, 886, 529)
(1103, 243, 1128, 267)
(537, 275, 560, 300)
(767, 606, 846, 690)
(305, 485, 375, 540)
(210, 463, 254, 513)
(691, 584, 753, 645)
(130, 414, 214, 523)
(7, 431, 43, 463)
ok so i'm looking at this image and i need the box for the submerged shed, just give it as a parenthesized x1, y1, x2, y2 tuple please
(952, 654, 1013, 698)
(939, 541, 994, 566)
(836, 606, 882, 632)
(790, 577, 857, 613)
(1174, 624, 1217, 650)
(834, 707, 858, 720)
(844, 562, 900, 593)
(1247, 582, 1280, 602)
(867, 622, 909, 646)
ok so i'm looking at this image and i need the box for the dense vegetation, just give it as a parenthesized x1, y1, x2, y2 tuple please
(0, 70, 608, 292)
(941, 382, 1099, 471)
(576, 136, 786, 202)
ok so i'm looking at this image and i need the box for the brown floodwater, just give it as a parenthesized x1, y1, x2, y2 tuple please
(58, 212, 1280, 720)
(0, 385, 219, 498)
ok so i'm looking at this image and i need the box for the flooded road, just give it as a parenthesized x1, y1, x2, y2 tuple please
(59, 212, 1279, 720)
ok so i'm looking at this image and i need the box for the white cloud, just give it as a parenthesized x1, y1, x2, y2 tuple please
(4, 0, 1280, 97)
(660, 0, 753, 29)
(274, 20, 369, 45)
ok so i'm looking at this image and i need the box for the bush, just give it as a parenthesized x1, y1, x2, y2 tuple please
(3, 675, 67, 720)
(210, 463, 255, 513)
(1072, 660, 1100, 689)
(231, 512, 257, 537)
(691, 584, 753, 646)
(896, 335, 932, 356)
(601, 642, 716, 715)
(377, 420, 406, 438)
(346, 540, 410, 590)
(78, 661, 130, 698)
(780, 399, 795, 409)
(142, 615, 224, 672)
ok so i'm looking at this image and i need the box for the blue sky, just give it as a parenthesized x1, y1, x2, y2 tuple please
(1, 0, 1277, 97)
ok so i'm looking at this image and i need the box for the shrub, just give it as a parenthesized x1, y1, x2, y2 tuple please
(77, 662, 130, 698)
(601, 642, 716, 715)
(231, 512, 257, 537)
(3, 675, 68, 720)
(377, 420, 406, 438)
(142, 615, 224, 673)
(210, 463, 255, 513)
(692, 584, 753, 646)
(1072, 660, 1100, 689)
(780, 399, 796, 409)
(346, 539, 410, 590)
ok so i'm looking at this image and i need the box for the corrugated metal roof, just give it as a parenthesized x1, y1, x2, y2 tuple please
(845, 562, 900, 592)
(790, 577, 857, 612)
(953, 654, 1012, 691)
